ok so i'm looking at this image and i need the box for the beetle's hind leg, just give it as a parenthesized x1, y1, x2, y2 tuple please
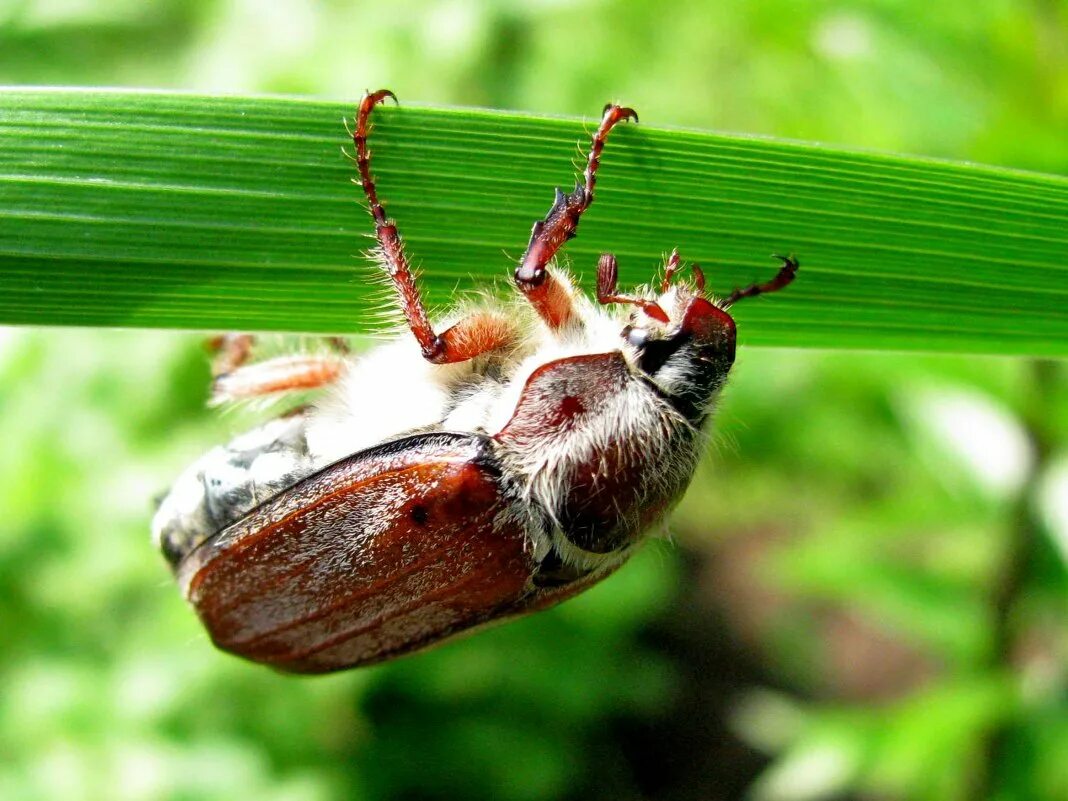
(354, 90, 517, 364)
(515, 103, 637, 331)
(208, 335, 348, 404)
(211, 354, 347, 405)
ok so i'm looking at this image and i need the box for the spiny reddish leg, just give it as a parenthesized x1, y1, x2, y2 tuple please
(354, 89, 437, 359)
(354, 89, 516, 363)
(516, 103, 638, 330)
(596, 253, 669, 323)
(212, 355, 347, 404)
(208, 334, 352, 401)
(722, 254, 799, 307)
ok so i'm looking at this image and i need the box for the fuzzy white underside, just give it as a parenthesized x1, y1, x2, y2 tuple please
(307, 292, 633, 464)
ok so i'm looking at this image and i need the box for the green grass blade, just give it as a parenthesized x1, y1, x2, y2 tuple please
(2, 88, 1067, 355)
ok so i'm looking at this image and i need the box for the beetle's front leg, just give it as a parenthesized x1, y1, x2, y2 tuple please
(514, 103, 637, 330)
(595, 253, 669, 322)
(354, 90, 516, 364)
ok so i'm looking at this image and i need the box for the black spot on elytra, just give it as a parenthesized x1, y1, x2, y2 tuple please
(560, 394, 584, 417)
(409, 504, 430, 526)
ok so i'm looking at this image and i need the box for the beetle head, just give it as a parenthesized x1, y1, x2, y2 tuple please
(621, 284, 736, 424)
(618, 253, 797, 425)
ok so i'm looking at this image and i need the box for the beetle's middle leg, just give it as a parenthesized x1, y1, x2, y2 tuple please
(515, 103, 637, 330)
(354, 90, 516, 364)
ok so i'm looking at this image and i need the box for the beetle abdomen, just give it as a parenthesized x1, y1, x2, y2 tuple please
(152, 413, 318, 569)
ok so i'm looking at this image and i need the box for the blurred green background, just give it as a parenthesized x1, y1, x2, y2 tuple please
(1, 1, 1066, 800)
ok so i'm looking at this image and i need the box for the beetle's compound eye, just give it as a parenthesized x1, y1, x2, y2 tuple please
(624, 324, 692, 377)
(625, 323, 691, 377)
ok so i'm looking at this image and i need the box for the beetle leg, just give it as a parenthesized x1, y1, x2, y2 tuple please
(211, 354, 348, 404)
(353, 90, 438, 360)
(595, 253, 669, 323)
(354, 89, 516, 364)
(515, 103, 638, 330)
(721, 254, 799, 308)
(210, 334, 351, 383)
(433, 313, 519, 363)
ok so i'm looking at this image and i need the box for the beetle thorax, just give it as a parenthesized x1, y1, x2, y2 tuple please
(494, 347, 705, 570)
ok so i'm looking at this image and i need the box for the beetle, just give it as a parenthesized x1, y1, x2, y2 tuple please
(152, 90, 798, 673)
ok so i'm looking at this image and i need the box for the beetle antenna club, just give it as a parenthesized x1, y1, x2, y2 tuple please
(153, 90, 799, 673)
